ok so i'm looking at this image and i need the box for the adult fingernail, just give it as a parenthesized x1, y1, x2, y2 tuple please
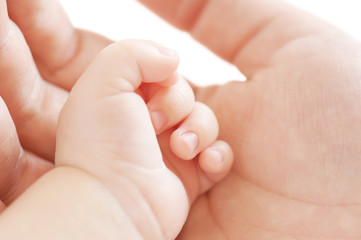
(158, 47, 178, 58)
(150, 111, 167, 133)
(180, 132, 199, 154)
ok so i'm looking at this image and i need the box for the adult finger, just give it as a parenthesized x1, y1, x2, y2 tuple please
(139, 0, 339, 77)
(7, 0, 112, 90)
(0, 98, 53, 206)
(0, 0, 68, 160)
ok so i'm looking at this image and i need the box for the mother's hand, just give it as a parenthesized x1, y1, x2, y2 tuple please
(0, 0, 111, 209)
(140, 0, 361, 238)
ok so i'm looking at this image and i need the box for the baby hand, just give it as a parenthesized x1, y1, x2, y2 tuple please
(56, 40, 233, 239)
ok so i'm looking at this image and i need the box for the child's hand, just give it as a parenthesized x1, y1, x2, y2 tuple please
(56, 40, 233, 239)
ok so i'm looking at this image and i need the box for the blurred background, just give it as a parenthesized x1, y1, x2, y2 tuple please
(59, 0, 361, 86)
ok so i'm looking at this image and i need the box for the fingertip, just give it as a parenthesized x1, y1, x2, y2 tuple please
(142, 41, 179, 85)
(157, 71, 179, 87)
(145, 43, 179, 86)
(157, 46, 179, 59)
(199, 149, 224, 174)
(199, 141, 233, 178)
(170, 130, 199, 160)
(169, 102, 218, 160)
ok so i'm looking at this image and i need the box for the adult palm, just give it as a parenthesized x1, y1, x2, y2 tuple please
(1, 0, 361, 238)
(140, 0, 361, 238)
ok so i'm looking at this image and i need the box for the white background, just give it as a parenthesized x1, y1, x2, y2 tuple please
(59, 0, 361, 86)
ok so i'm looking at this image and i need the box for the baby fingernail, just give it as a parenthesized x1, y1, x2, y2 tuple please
(180, 132, 199, 153)
(158, 47, 178, 58)
(211, 149, 224, 167)
(150, 111, 167, 133)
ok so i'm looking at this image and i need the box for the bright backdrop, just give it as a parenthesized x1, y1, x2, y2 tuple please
(59, 0, 361, 86)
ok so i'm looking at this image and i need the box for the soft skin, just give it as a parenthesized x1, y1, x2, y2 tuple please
(0, 0, 232, 211)
(0, 40, 233, 239)
(139, 0, 361, 239)
(1, 0, 361, 239)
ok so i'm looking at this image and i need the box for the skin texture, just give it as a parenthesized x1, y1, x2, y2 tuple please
(56, 41, 191, 239)
(0, 0, 234, 227)
(0, 0, 109, 209)
(0, 0, 361, 239)
(138, 0, 361, 239)
(0, 40, 233, 240)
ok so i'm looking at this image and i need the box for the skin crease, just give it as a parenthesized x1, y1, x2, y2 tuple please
(0, 0, 235, 231)
(138, 0, 361, 239)
(0, 0, 115, 208)
(0, 38, 235, 240)
(0, 0, 361, 239)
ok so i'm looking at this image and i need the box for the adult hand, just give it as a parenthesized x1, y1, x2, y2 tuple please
(0, 0, 112, 209)
(139, 0, 361, 238)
